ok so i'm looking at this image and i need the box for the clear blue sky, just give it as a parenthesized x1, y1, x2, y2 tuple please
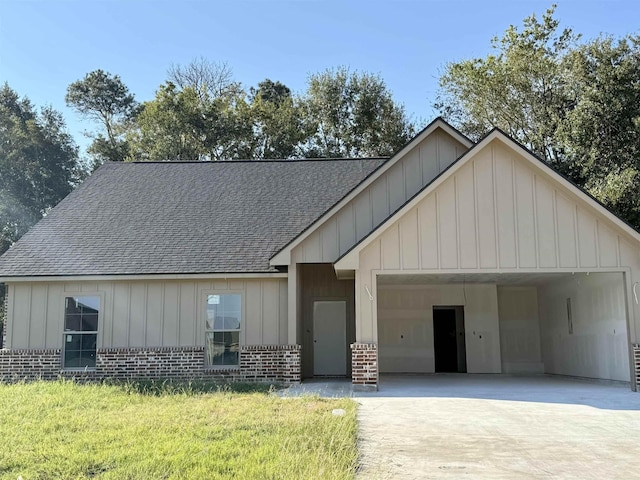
(1, 0, 638, 155)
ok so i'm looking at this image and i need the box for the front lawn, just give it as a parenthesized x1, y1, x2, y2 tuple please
(0, 380, 357, 479)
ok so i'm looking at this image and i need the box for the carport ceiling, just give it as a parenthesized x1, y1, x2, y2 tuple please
(377, 272, 601, 286)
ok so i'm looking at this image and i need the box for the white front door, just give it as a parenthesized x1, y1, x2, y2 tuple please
(313, 300, 347, 376)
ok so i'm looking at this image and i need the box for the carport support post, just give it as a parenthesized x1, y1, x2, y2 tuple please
(351, 343, 378, 391)
(623, 271, 639, 392)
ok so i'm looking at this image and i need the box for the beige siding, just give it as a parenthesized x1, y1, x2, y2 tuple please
(358, 140, 630, 273)
(538, 273, 630, 381)
(378, 284, 501, 374)
(353, 138, 640, 350)
(293, 128, 467, 263)
(6, 278, 288, 350)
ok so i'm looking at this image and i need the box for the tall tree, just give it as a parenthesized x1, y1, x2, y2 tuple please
(0, 84, 81, 254)
(128, 82, 252, 161)
(66, 70, 138, 165)
(559, 35, 640, 226)
(167, 57, 240, 100)
(248, 79, 311, 159)
(435, 6, 640, 228)
(435, 6, 578, 167)
(302, 67, 415, 157)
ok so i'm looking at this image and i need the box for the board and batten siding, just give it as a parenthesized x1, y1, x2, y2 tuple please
(354, 139, 640, 344)
(292, 129, 467, 264)
(5, 278, 288, 350)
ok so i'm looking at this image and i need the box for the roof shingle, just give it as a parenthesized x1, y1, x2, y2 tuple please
(0, 159, 386, 276)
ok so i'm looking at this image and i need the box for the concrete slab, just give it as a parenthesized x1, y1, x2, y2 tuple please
(281, 375, 640, 479)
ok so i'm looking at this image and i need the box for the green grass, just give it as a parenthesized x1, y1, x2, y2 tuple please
(0, 380, 357, 479)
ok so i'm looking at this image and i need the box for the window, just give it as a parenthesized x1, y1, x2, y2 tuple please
(63, 296, 99, 369)
(205, 294, 241, 367)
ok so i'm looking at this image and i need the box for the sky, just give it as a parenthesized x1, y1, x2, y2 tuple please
(1, 0, 639, 155)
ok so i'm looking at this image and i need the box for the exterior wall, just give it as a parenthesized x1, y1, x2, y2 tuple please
(300, 264, 355, 378)
(2, 276, 297, 382)
(293, 129, 467, 264)
(0, 345, 301, 383)
(497, 286, 543, 373)
(538, 273, 630, 381)
(377, 283, 501, 373)
(5, 278, 288, 350)
(353, 139, 640, 357)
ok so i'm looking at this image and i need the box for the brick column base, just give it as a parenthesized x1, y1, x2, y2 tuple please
(633, 344, 640, 392)
(351, 343, 378, 391)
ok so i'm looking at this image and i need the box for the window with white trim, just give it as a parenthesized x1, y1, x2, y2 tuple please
(63, 296, 99, 369)
(205, 294, 241, 366)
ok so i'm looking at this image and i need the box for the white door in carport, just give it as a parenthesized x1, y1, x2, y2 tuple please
(313, 300, 347, 376)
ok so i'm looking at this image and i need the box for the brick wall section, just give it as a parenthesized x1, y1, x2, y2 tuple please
(0, 349, 62, 381)
(633, 344, 640, 391)
(240, 345, 301, 383)
(97, 347, 206, 379)
(0, 345, 301, 383)
(351, 343, 378, 387)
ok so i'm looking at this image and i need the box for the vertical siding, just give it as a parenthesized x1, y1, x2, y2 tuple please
(5, 277, 288, 350)
(475, 148, 497, 268)
(294, 127, 469, 263)
(360, 139, 628, 274)
(355, 138, 640, 352)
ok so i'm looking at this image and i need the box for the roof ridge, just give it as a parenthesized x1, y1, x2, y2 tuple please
(111, 157, 390, 165)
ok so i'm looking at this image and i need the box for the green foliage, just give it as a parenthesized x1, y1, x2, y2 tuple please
(435, 5, 640, 228)
(129, 65, 414, 161)
(303, 67, 415, 157)
(0, 380, 358, 479)
(0, 84, 81, 254)
(435, 5, 578, 165)
(66, 70, 138, 165)
(558, 35, 640, 226)
(248, 79, 311, 159)
(128, 82, 253, 161)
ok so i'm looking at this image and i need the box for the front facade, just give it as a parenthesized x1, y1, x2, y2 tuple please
(2, 119, 640, 390)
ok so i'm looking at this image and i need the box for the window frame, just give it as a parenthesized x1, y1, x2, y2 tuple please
(62, 294, 102, 370)
(203, 291, 242, 369)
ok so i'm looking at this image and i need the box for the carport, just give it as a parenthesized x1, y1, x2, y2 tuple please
(376, 272, 631, 382)
(335, 130, 640, 390)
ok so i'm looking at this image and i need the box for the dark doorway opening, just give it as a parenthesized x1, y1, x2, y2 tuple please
(433, 306, 466, 373)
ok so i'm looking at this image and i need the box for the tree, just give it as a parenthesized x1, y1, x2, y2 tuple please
(66, 70, 137, 165)
(128, 82, 253, 161)
(435, 6, 640, 228)
(302, 67, 415, 157)
(435, 6, 578, 167)
(0, 84, 81, 254)
(248, 79, 311, 159)
(167, 57, 240, 101)
(559, 35, 640, 226)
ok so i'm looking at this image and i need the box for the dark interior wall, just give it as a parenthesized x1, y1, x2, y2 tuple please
(300, 264, 355, 378)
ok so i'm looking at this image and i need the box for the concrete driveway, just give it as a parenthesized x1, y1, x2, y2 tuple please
(283, 375, 640, 479)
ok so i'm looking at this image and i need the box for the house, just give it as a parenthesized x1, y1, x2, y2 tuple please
(1, 118, 639, 391)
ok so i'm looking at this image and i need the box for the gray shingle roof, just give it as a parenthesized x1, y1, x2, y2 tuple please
(0, 159, 387, 277)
